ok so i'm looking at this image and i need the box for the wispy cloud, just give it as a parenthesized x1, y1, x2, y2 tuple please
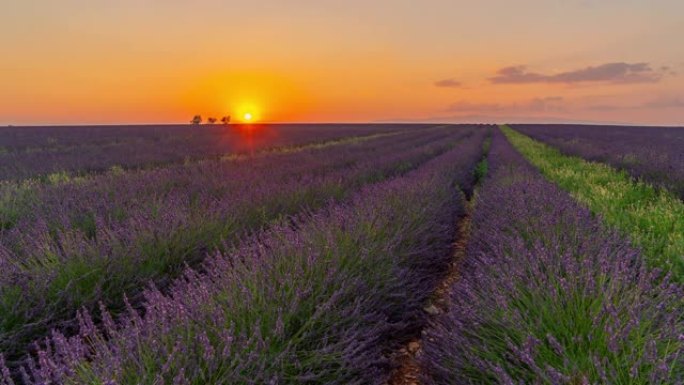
(447, 96, 565, 113)
(434, 78, 463, 88)
(643, 97, 684, 108)
(447, 101, 504, 112)
(489, 66, 546, 84)
(586, 96, 684, 111)
(527, 96, 565, 112)
(586, 104, 624, 111)
(489, 62, 665, 85)
(376, 114, 628, 126)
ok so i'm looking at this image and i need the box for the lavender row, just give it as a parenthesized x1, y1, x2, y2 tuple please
(0, 124, 423, 181)
(513, 124, 684, 199)
(0, 126, 483, 367)
(4, 128, 487, 384)
(0, 125, 457, 232)
(421, 130, 683, 384)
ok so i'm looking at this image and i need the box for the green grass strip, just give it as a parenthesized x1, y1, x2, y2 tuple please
(501, 124, 684, 279)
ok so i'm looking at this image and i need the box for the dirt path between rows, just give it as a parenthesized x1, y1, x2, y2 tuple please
(386, 201, 473, 385)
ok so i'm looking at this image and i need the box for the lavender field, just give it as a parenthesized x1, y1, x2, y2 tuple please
(513, 124, 684, 200)
(0, 124, 682, 385)
(0, 124, 413, 181)
(422, 129, 683, 384)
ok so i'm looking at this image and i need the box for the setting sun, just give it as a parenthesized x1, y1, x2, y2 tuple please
(233, 102, 261, 123)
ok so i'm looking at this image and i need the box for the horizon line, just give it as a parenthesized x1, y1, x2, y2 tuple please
(2, 121, 683, 128)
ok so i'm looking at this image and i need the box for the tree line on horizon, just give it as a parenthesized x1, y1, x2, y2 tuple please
(190, 115, 230, 125)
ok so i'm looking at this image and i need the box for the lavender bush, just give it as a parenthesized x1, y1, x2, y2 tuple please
(0, 124, 420, 181)
(4, 130, 486, 384)
(514, 124, 684, 199)
(421, 130, 684, 384)
(0, 126, 485, 368)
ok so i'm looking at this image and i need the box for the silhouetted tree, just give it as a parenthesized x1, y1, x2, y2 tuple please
(220, 116, 231, 125)
(190, 115, 202, 125)
(207, 117, 217, 124)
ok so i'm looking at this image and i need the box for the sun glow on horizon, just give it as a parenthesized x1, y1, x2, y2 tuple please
(233, 101, 262, 123)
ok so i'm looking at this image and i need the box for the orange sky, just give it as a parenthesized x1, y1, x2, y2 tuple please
(1, 1, 683, 125)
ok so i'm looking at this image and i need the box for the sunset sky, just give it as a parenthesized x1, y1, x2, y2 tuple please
(1, 0, 683, 125)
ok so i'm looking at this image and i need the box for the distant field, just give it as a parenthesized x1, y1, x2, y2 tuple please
(513, 124, 684, 199)
(0, 124, 422, 180)
(0, 124, 681, 385)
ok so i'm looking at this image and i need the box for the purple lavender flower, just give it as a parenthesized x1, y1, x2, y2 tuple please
(514, 124, 684, 199)
(421, 129, 684, 384)
(7, 127, 490, 384)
